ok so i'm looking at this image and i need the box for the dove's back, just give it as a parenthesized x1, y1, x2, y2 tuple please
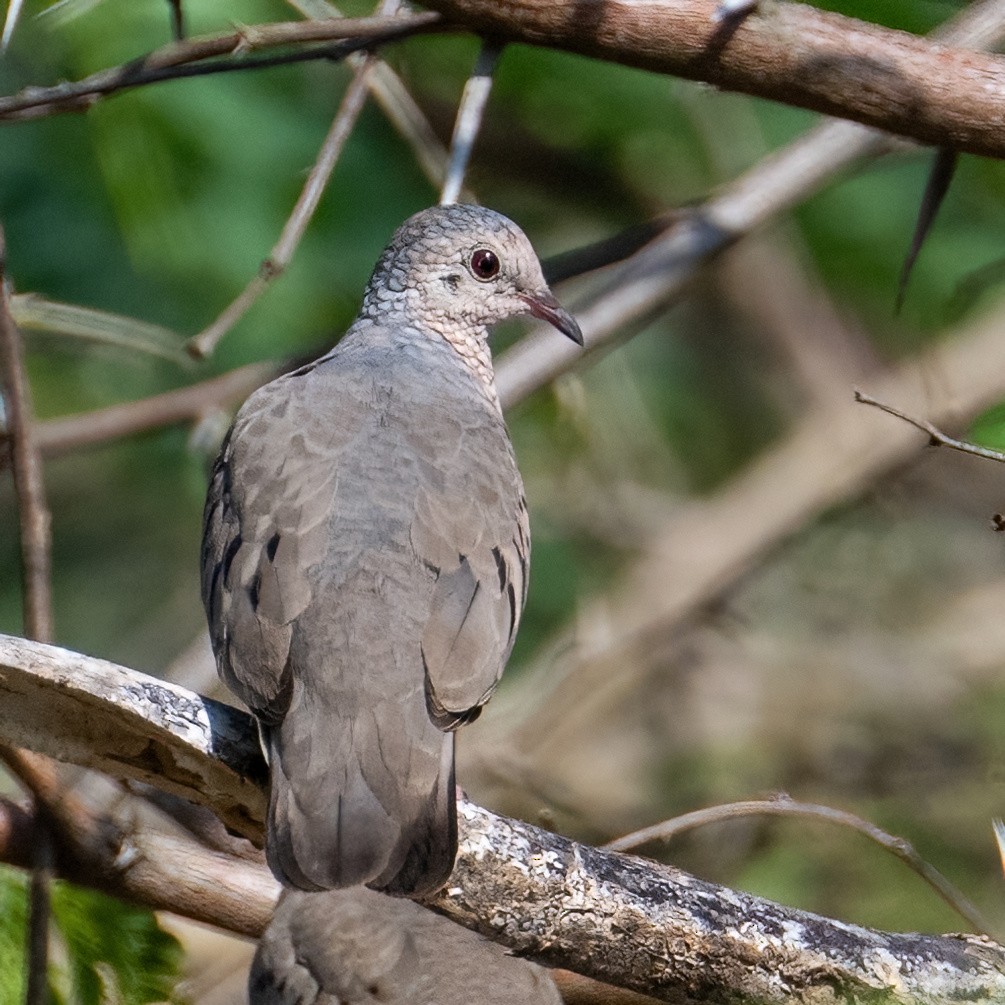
(202, 320, 528, 894)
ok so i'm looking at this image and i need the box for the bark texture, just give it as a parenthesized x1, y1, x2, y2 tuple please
(0, 633, 1002, 1003)
(421, 0, 1005, 159)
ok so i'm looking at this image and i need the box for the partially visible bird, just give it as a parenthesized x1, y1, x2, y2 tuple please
(201, 204, 581, 896)
(249, 887, 562, 1005)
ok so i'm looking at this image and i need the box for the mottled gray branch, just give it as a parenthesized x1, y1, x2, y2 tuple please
(0, 633, 265, 839)
(0, 634, 1001, 1002)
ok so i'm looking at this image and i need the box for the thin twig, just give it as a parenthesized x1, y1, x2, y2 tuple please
(490, 291, 1005, 794)
(606, 796, 994, 938)
(23, 827, 51, 1005)
(367, 63, 461, 195)
(0, 225, 57, 1005)
(855, 389, 1005, 463)
(993, 819, 1005, 876)
(187, 41, 384, 358)
(16, 362, 276, 459)
(285, 0, 461, 194)
(440, 40, 501, 205)
(166, 0, 184, 42)
(0, 0, 23, 51)
(0, 232, 51, 643)
(0, 13, 441, 122)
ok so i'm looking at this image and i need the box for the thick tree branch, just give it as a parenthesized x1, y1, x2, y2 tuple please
(420, 0, 1005, 160)
(0, 634, 1001, 1003)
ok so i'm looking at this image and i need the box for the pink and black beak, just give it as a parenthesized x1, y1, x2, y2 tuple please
(519, 290, 583, 346)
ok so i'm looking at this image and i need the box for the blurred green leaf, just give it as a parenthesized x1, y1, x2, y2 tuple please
(968, 401, 1005, 453)
(0, 868, 182, 1004)
(51, 882, 182, 1005)
(0, 869, 28, 1005)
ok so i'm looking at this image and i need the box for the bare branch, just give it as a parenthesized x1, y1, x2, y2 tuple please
(495, 0, 1005, 409)
(421, 0, 1005, 160)
(0, 794, 279, 937)
(22, 361, 276, 458)
(286, 0, 460, 193)
(855, 389, 1005, 463)
(0, 13, 441, 121)
(187, 48, 381, 358)
(493, 290, 1005, 766)
(0, 635, 266, 840)
(606, 796, 994, 939)
(0, 634, 1003, 1002)
(439, 40, 501, 205)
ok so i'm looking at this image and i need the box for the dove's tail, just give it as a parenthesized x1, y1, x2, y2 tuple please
(262, 690, 457, 897)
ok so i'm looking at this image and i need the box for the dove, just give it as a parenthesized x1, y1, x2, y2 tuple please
(250, 887, 562, 1004)
(201, 204, 581, 895)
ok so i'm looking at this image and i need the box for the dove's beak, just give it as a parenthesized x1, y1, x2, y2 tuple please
(520, 290, 583, 346)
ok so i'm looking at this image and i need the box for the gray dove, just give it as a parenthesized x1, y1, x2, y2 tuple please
(201, 204, 581, 896)
(249, 887, 562, 1004)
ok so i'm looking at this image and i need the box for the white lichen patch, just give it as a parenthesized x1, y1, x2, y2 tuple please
(865, 947, 906, 991)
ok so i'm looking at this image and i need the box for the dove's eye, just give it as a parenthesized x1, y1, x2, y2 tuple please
(470, 248, 500, 281)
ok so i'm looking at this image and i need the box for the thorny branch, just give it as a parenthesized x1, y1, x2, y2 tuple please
(421, 0, 1005, 160)
(494, 0, 1005, 405)
(3, 0, 1005, 167)
(0, 633, 1002, 1004)
(0, 12, 442, 121)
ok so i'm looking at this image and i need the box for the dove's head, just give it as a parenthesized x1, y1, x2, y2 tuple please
(361, 204, 582, 349)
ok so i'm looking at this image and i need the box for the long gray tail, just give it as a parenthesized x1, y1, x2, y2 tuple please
(262, 707, 456, 897)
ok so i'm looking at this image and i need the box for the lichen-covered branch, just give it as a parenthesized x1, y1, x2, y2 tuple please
(0, 633, 266, 838)
(0, 634, 1002, 1002)
(419, 0, 1005, 160)
(442, 802, 1005, 1004)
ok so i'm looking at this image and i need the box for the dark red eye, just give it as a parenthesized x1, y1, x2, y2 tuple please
(470, 248, 500, 280)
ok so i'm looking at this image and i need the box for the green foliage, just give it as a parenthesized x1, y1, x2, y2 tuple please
(0, 871, 29, 1005)
(0, 869, 181, 1004)
(969, 401, 1005, 452)
(50, 883, 182, 1005)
